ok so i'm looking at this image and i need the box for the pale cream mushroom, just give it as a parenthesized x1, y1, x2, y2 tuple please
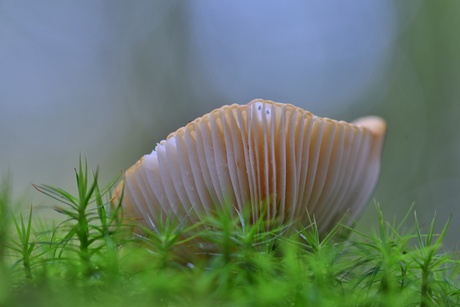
(115, 99, 386, 243)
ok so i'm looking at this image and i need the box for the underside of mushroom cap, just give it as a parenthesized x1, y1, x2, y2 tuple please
(115, 99, 386, 241)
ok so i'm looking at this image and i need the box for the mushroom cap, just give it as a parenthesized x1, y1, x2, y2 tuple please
(115, 99, 386, 240)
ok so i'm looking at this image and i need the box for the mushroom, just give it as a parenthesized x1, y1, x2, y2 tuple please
(115, 99, 386, 248)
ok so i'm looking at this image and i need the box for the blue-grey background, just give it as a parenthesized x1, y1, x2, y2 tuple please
(1, 1, 459, 247)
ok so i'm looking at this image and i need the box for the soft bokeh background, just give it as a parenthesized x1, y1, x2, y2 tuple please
(1, 2, 459, 247)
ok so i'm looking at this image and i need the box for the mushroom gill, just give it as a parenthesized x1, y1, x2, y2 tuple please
(115, 99, 386, 240)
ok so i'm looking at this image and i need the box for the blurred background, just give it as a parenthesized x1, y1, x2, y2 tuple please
(1, 1, 459, 247)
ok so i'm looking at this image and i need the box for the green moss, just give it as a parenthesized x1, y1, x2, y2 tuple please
(0, 159, 458, 306)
